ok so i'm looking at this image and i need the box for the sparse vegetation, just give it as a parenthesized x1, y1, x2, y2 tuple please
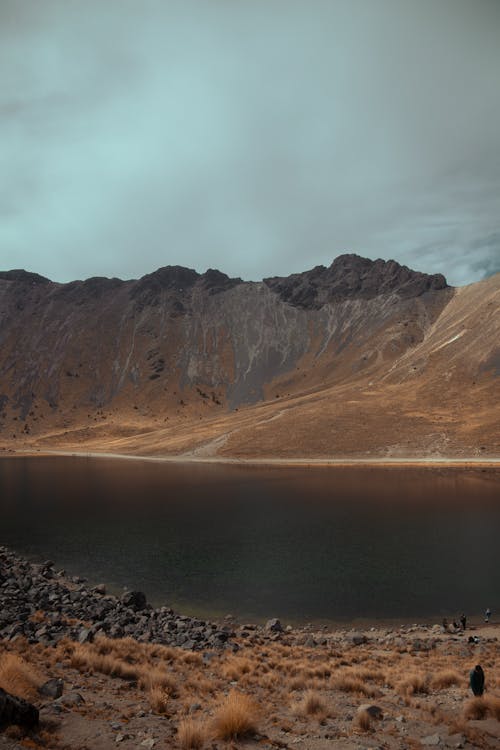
(177, 717, 207, 749)
(1, 599, 500, 750)
(292, 689, 328, 718)
(0, 652, 44, 700)
(212, 690, 258, 740)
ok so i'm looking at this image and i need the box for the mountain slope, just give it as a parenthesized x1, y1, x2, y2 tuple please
(0, 256, 497, 458)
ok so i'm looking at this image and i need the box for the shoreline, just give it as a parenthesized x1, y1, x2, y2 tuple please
(4, 447, 500, 468)
(0, 543, 494, 635)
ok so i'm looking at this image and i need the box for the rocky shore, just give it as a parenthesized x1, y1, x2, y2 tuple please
(0, 546, 234, 651)
(1, 546, 500, 749)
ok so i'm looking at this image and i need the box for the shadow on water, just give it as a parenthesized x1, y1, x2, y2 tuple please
(0, 456, 498, 623)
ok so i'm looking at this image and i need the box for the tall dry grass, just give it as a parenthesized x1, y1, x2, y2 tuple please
(292, 689, 328, 718)
(177, 718, 207, 749)
(430, 669, 462, 690)
(397, 672, 429, 697)
(212, 690, 258, 740)
(464, 695, 500, 721)
(0, 653, 44, 701)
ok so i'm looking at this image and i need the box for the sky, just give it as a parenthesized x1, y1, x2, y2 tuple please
(1, 0, 499, 287)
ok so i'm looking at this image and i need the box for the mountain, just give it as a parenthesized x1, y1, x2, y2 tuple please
(0, 255, 498, 458)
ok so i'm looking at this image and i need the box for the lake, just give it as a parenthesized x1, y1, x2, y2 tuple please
(0, 456, 498, 624)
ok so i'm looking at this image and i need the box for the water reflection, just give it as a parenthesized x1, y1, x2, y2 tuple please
(0, 457, 498, 623)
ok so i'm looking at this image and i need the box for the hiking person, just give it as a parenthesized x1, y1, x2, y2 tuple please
(460, 613, 467, 630)
(469, 664, 485, 696)
(485, 607, 491, 623)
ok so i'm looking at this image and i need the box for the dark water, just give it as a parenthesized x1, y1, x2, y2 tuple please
(0, 456, 498, 623)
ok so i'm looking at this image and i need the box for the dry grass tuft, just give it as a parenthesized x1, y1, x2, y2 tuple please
(463, 697, 488, 721)
(485, 695, 500, 720)
(70, 644, 140, 682)
(221, 656, 252, 681)
(138, 667, 177, 696)
(463, 695, 500, 721)
(293, 689, 327, 717)
(430, 669, 462, 690)
(212, 690, 258, 740)
(182, 652, 203, 667)
(398, 672, 429, 697)
(355, 708, 372, 732)
(178, 717, 207, 749)
(0, 653, 44, 700)
(332, 673, 377, 697)
(149, 686, 170, 714)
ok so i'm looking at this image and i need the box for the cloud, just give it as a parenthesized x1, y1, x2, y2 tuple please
(0, 0, 499, 286)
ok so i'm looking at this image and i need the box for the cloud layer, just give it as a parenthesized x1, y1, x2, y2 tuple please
(1, 0, 499, 286)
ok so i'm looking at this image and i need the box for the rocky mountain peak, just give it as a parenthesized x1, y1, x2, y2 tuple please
(264, 254, 448, 309)
(0, 269, 50, 285)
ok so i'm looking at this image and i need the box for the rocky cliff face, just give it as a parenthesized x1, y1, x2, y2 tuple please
(0, 256, 447, 416)
(0, 254, 497, 456)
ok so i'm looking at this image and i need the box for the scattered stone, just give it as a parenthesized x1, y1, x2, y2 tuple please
(0, 547, 233, 651)
(350, 632, 367, 645)
(421, 733, 442, 746)
(78, 627, 93, 643)
(38, 678, 64, 699)
(265, 618, 283, 632)
(57, 691, 85, 707)
(121, 590, 147, 611)
(140, 738, 156, 748)
(357, 703, 383, 720)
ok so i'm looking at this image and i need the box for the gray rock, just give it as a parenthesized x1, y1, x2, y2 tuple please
(350, 632, 367, 645)
(357, 703, 383, 719)
(78, 627, 93, 643)
(421, 734, 442, 746)
(57, 691, 84, 707)
(265, 618, 283, 632)
(38, 678, 64, 699)
(121, 590, 147, 610)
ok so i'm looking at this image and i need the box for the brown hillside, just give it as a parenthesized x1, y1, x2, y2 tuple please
(0, 257, 498, 458)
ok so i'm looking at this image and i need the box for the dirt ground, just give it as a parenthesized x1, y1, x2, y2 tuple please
(1, 619, 499, 750)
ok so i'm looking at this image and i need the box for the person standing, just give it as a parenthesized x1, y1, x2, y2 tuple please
(469, 664, 485, 696)
(460, 613, 467, 630)
(485, 607, 491, 623)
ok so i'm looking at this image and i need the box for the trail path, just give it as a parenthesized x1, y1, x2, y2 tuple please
(9, 448, 500, 467)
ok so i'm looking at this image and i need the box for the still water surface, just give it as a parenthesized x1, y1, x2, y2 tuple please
(0, 457, 498, 623)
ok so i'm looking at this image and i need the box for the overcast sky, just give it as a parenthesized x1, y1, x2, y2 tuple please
(1, 0, 499, 287)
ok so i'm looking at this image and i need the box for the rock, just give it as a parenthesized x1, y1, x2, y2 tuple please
(78, 627, 93, 643)
(421, 734, 442, 746)
(357, 703, 383, 720)
(93, 583, 107, 595)
(140, 739, 156, 748)
(38, 678, 64, 699)
(0, 687, 39, 729)
(265, 618, 283, 632)
(121, 590, 147, 611)
(57, 691, 84, 707)
(350, 632, 367, 645)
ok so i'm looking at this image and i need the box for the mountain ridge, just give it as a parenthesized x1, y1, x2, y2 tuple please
(0, 254, 497, 458)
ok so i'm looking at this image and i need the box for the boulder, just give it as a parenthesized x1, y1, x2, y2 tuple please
(350, 632, 367, 646)
(265, 618, 283, 632)
(38, 678, 64, 699)
(357, 703, 383, 720)
(121, 590, 147, 611)
(0, 687, 39, 729)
